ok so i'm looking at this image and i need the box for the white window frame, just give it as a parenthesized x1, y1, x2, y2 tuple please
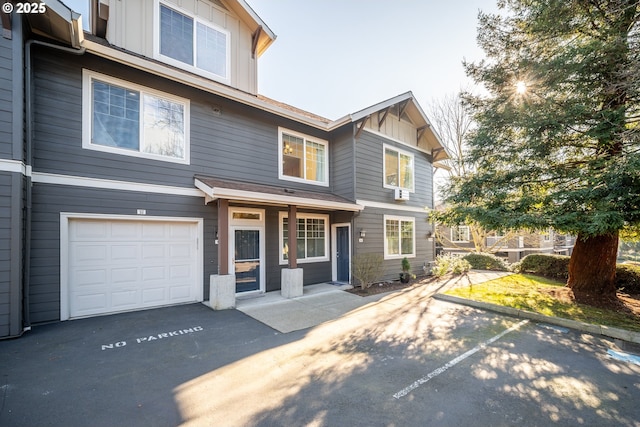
(383, 144, 415, 192)
(278, 127, 329, 187)
(451, 225, 471, 243)
(384, 215, 416, 260)
(154, 0, 231, 84)
(278, 211, 330, 264)
(82, 69, 191, 165)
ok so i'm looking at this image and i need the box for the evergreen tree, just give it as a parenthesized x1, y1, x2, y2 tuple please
(439, 0, 640, 301)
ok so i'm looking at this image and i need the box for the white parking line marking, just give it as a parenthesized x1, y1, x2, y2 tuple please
(607, 349, 640, 366)
(393, 320, 529, 399)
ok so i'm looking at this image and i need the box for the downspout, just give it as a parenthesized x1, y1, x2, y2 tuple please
(24, 39, 85, 330)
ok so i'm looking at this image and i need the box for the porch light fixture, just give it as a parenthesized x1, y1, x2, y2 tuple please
(360, 229, 366, 238)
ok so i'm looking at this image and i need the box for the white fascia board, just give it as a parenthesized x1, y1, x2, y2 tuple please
(356, 199, 430, 213)
(82, 40, 328, 131)
(235, 0, 276, 41)
(33, 172, 202, 197)
(195, 179, 362, 211)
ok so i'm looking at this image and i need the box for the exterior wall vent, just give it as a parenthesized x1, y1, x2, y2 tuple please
(394, 188, 410, 201)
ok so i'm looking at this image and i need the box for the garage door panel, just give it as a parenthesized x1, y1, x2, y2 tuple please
(111, 222, 140, 239)
(170, 244, 192, 258)
(74, 269, 108, 287)
(73, 245, 108, 264)
(142, 266, 166, 281)
(112, 244, 139, 261)
(111, 267, 138, 284)
(68, 219, 200, 319)
(142, 244, 165, 260)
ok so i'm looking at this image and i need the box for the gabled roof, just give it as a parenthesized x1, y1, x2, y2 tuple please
(222, 0, 276, 57)
(330, 92, 449, 162)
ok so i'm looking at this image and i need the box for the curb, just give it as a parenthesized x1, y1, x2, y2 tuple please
(433, 293, 640, 345)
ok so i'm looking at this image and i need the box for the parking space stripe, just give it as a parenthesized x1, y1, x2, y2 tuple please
(393, 320, 529, 399)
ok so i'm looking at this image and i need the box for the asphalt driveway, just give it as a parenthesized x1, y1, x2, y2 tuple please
(1, 279, 639, 427)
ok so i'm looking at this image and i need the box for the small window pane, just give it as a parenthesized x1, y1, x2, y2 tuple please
(196, 22, 227, 77)
(282, 134, 304, 178)
(385, 149, 398, 186)
(142, 94, 185, 159)
(160, 5, 194, 66)
(305, 141, 326, 182)
(401, 221, 414, 255)
(386, 219, 400, 255)
(92, 81, 140, 150)
(400, 153, 413, 189)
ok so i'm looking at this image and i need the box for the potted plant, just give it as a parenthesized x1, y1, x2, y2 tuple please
(399, 257, 411, 283)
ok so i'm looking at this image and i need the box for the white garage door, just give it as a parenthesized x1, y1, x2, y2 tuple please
(67, 218, 201, 319)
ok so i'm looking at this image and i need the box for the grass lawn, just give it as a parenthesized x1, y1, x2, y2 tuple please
(444, 273, 640, 333)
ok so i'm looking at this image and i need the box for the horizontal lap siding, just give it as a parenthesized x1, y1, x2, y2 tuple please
(0, 174, 12, 336)
(330, 127, 355, 200)
(354, 207, 434, 281)
(29, 183, 216, 324)
(356, 131, 434, 208)
(0, 35, 12, 158)
(32, 48, 337, 196)
(263, 208, 333, 291)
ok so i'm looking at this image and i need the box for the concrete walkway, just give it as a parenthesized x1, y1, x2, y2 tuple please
(235, 270, 640, 345)
(235, 270, 511, 333)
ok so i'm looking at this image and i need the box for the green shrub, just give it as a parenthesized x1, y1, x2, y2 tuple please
(463, 253, 509, 271)
(512, 254, 640, 293)
(514, 254, 570, 280)
(352, 253, 385, 290)
(433, 254, 471, 277)
(615, 264, 640, 294)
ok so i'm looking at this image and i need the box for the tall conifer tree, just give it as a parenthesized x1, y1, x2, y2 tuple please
(440, 0, 640, 300)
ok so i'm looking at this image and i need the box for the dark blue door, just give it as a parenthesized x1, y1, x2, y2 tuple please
(336, 226, 350, 282)
(234, 229, 260, 293)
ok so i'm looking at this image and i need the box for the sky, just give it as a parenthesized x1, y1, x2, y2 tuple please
(64, 0, 497, 119)
(247, 0, 498, 119)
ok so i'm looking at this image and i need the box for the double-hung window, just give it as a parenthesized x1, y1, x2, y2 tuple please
(83, 70, 190, 164)
(157, 2, 230, 82)
(279, 128, 328, 186)
(384, 215, 415, 259)
(279, 212, 329, 264)
(384, 145, 414, 191)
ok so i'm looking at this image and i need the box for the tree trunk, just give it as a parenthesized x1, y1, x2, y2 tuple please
(567, 232, 618, 301)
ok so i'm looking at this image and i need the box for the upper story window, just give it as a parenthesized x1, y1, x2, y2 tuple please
(279, 128, 328, 186)
(82, 70, 190, 164)
(384, 145, 414, 191)
(156, 2, 230, 83)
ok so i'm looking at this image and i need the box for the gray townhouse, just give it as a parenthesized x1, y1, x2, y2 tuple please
(0, 0, 448, 338)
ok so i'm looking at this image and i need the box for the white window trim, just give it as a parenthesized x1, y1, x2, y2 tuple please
(82, 69, 191, 165)
(451, 225, 471, 243)
(383, 144, 415, 192)
(384, 214, 416, 260)
(153, 0, 231, 84)
(278, 127, 329, 187)
(278, 211, 330, 265)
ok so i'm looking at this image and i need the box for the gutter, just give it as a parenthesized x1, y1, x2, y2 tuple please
(23, 39, 85, 332)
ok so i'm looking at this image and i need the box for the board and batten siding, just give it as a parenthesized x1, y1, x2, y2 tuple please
(354, 207, 434, 281)
(105, 0, 258, 94)
(28, 184, 216, 324)
(32, 48, 336, 195)
(355, 130, 434, 208)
